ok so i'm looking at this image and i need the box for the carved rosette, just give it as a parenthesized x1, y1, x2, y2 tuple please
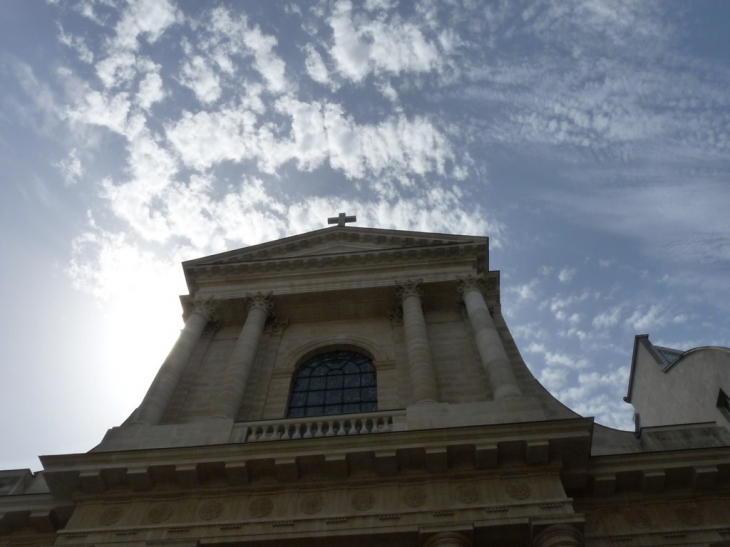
(249, 497, 274, 518)
(198, 500, 223, 521)
(191, 296, 218, 321)
(246, 291, 274, 314)
(454, 484, 479, 504)
(99, 505, 124, 526)
(395, 279, 424, 301)
(351, 490, 376, 511)
(505, 480, 531, 500)
(300, 494, 324, 515)
(146, 503, 173, 524)
(622, 508, 653, 529)
(402, 487, 427, 508)
(456, 274, 486, 300)
(675, 504, 703, 525)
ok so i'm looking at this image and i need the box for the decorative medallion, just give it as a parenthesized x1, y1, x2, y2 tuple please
(455, 484, 479, 504)
(147, 503, 173, 524)
(403, 487, 427, 508)
(351, 490, 376, 511)
(505, 481, 531, 500)
(675, 505, 703, 526)
(249, 498, 274, 518)
(198, 500, 223, 521)
(99, 506, 124, 526)
(300, 494, 324, 515)
(622, 508, 653, 529)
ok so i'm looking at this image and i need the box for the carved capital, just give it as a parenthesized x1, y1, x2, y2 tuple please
(191, 296, 217, 320)
(395, 279, 424, 301)
(268, 316, 289, 335)
(246, 291, 274, 314)
(456, 274, 485, 299)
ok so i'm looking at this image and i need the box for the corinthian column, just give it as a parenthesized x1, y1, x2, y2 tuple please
(134, 297, 216, 425)
(396, 279, 439, 405)
(212, 292, 273, 420)
(457, 275, 521, 400)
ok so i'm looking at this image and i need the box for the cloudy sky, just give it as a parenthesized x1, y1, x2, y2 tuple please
(1, 0, 729, 471)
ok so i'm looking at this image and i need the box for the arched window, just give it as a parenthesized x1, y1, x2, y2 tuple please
(287, 350, 377, 418)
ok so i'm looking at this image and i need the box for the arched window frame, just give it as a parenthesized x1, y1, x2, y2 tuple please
(286, 349, 377, 418)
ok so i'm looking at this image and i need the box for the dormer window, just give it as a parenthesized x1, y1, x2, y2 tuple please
(287, 350, 377, 418)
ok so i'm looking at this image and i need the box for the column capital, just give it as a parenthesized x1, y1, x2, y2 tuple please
(191, 296, 217, 320)
(395, 278, 424, 301)
(456, 274, 485, 298)
(245, 291, 274, 314)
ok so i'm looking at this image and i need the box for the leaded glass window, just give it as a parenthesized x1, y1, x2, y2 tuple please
(287, 350, 377, 418)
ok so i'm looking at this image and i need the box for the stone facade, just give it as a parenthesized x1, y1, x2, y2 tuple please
(2, 226, 730, 547)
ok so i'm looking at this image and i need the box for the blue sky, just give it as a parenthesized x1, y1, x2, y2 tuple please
(1, 0, 729, 471)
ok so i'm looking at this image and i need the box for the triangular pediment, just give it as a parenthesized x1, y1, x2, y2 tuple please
(184, 226, 486, 268)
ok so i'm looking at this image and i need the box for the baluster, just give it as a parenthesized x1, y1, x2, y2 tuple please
(303, 421, 314, 439)
(326, 420, 336, 437)
(314, 421, 325, 438)
(384, 417, 393, 433)
(291, 423, 302, 440)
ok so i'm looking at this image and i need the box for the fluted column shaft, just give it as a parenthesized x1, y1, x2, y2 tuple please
(532, 524, 583, 547)
(397, 279, 439, 405)
(134, 298, 215, 425)
(459, 276, 521, 400)
(213, 292, 272, 420)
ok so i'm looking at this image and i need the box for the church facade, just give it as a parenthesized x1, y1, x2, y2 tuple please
(2, 224, 730, 547)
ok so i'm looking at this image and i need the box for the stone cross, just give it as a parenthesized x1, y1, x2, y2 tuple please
(328, 212, 357, 226)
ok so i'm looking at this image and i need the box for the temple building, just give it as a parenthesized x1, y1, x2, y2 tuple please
(2, 222, 730, 547)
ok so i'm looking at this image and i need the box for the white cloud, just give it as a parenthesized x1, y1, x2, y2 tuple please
(328, 0, 442, 83)
(304, 44, 330, 85)
(509, 279, 539, 302)
(624, 304, 670, 332)
(179, 56, 221, 104)
(136, 70, 164, 109)
(558, 266, 576, 283)
(112, 0, 180, 51)
(57, 148, 84, 185)
(526, 342, 590, 369)
(592, 305, 623, 328)
(58, 26, 94, 63)
(66, 89, 130, 135)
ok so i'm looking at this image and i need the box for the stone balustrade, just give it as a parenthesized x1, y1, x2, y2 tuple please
(233, 410, 406, 443)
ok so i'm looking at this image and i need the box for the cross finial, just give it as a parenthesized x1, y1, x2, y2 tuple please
(328, 212, 357, 227)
